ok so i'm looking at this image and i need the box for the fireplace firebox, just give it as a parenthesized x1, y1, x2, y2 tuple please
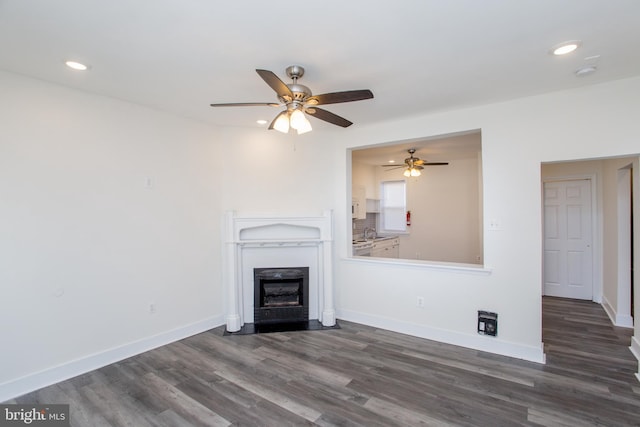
(254, 267, 309, 325)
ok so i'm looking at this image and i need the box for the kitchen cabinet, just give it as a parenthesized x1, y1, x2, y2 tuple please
(352, 186, 366, 219)
(371, 237, 399, 258)
(366, 198, 380, 213)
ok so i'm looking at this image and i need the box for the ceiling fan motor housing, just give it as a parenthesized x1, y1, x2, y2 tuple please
(286, 83, 312, 102)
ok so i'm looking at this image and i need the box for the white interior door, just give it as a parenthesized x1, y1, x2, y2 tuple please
(544, 179, 593, 300)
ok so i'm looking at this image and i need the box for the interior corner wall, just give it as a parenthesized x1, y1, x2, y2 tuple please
(0, 71, 225, 400)
(216, 125, 343, 214)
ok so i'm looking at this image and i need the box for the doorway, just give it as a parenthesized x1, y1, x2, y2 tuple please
(543, 179, 594, 300)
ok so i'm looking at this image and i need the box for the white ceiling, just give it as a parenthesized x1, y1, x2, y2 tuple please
(351, 131, 481, 165)
(1, 0, 639, 134)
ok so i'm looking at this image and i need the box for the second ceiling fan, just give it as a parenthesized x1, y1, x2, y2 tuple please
(210, 65, 373, 134)
(382, 149, 449, 177)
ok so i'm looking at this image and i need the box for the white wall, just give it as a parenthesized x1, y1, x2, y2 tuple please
(333, 77, 640, 364)
(3, 71, 640, 399)
(0, 71, 224, 400)
(390, 156, 481, 263)
(351, 161, 377, 199)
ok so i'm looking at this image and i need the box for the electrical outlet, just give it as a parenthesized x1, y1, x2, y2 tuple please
(416, 296, 425, 308)
(149, 302, 156, 314)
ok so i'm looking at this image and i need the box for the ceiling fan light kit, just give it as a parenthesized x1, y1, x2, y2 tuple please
(289, 108, 312, 134)
(272, 111, 290, 133)
(404, 167, 421, 177)
(210, 65, 374, 134)
(383, 148, 449, 177)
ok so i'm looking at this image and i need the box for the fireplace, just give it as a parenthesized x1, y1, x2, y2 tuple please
(254, 267, 309, 325)
(223, 210, 336, 333)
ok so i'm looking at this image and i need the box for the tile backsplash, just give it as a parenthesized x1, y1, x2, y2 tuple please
(353, 213, 377, 239)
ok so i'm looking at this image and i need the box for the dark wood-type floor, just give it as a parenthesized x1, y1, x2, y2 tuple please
(8, 297, 640, 426)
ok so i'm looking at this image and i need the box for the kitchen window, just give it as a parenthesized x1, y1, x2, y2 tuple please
(379, 180, 406, 233)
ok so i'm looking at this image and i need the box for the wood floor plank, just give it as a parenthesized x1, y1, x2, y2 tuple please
(140, 373, 232, 427)
(5, 296, 639, 426)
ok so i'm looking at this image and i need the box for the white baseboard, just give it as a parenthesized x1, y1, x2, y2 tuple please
(602, 296, 616, 324)
(602, 296, 634, 328)
(0, 315, 224, 403)
(336, 309, 546, 364)
(631, 336, 640, 384)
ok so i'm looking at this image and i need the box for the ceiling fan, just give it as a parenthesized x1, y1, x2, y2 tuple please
(210, 65, 373, 134)
(381, 148, 449, 177)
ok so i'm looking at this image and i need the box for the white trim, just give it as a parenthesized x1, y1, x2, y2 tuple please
(630, 336, 640, 383)
(223, 210, 335, 332)
(344, 256, 492, 275)
(602, 296, 634, 328)
(0, 316, 223, 403)
(542, 174, 601, 302)
(336, 309, 545, 364)
(616, 165, 634, 326)
(630, 336, 640, 360)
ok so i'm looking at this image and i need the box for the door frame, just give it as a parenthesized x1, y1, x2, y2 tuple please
(542, 173, 601, 303)
(616, 164, 634, 327)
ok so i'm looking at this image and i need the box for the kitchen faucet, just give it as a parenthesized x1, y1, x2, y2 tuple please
(363, 227, 376, 240)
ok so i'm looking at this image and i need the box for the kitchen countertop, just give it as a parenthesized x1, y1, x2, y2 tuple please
(352, 236, 397, 247)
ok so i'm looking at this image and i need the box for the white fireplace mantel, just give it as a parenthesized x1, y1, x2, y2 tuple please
(223, 210, 335, 332)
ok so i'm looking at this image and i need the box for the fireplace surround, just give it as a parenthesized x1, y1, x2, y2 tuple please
(223, 210, 335, 332)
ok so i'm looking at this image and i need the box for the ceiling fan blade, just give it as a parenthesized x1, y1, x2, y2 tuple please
(256, 69, 293, 99)
(306, 107, 353, 127)
(210, 102, 280, 107)
(308, 89, 373, 105)
(423, 162, 449, 166)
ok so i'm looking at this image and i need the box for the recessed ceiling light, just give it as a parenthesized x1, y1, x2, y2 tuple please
(388, 160, 395, 163)
(65, 60, 89, 71)
(550, 40, 582, 56)
(256, 119, 268, 125)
